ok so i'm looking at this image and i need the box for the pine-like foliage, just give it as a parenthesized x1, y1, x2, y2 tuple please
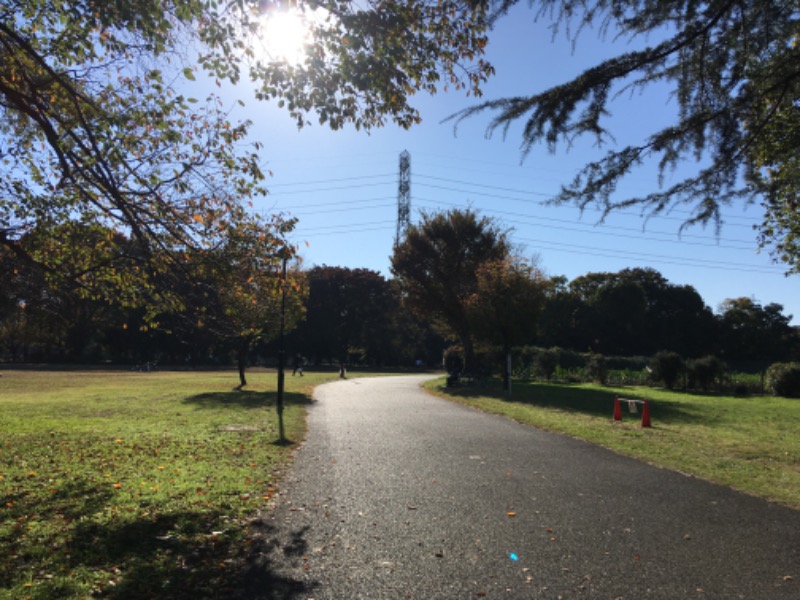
(456, 0, 799, 270)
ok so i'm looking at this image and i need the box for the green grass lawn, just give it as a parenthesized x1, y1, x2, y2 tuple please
(0, 368, 340, 599)
(425, 377, 800, 511)
(4, 369, 799, 598)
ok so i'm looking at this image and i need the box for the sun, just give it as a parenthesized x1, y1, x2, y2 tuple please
(260, 9, 311, 65)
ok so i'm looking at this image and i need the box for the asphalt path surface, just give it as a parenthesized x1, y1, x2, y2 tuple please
(237, 375, 800, 599)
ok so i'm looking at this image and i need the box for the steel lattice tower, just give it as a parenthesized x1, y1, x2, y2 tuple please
(395, 150, 411, 246)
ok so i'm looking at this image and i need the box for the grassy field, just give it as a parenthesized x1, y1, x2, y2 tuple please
(4, 369, 799, 598)
(425, 377, 800, 511)
(0, 368, 342, 600)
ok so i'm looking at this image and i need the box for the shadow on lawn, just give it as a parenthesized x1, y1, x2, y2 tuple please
(70, 513, 317, 600)
(183, 389, 314, 410)
(444, 380, 704, 425)
(1, 479, 317, 599)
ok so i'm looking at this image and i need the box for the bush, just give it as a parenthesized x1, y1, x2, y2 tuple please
(650, 351, 685, 390)
(687, 355, 728, 392)
(606, 368, 650, 386)
(765, 362, 800, 398)
(513, 346, 536, 379)
(585, 353, 608, 384)
(535, 348, 560, 380)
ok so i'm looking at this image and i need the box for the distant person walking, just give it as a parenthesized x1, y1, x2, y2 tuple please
(292, 353, 304, 376)
(338, 361, 347, 379)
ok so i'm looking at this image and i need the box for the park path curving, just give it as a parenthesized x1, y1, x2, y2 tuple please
(235, 375, 800, 599)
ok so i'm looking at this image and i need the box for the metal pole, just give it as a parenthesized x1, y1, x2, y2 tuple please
(276, 256, 287, 443)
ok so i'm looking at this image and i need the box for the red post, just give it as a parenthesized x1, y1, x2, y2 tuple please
(613, 396, 622, 421)
(641, 400, 652, 428)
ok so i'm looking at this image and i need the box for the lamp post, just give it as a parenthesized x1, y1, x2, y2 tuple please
(276, 255, 288, 443)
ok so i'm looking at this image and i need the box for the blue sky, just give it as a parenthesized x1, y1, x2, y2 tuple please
(218, 4, 799, 324)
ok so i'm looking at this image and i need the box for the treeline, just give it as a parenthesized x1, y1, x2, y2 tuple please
(0, 263, 442, 369)
(537, 268, 800, 370)
(2, 260, 798, 375)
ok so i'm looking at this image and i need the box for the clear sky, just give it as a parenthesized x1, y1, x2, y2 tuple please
(217, 4, 799, 324)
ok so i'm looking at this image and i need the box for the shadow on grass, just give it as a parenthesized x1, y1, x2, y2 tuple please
(1, 475, 317, 599)
(69, 514, 317, 599)
(183, 389, 314, 410)
(443, 380, 705, 425)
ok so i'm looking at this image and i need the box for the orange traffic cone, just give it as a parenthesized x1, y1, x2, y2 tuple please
(613, 396, 622, 421)
(641, 400, 652, 428)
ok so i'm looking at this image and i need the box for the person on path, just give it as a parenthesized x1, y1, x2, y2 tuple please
(292, 353, 304, 376)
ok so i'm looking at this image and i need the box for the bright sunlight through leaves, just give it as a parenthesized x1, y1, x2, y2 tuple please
(260, 9, 311, 64)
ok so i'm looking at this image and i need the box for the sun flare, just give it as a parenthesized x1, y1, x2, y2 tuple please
(260, 9, 311, 65)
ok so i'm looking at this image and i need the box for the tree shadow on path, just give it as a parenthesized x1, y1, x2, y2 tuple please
(230, 519, 318, 600)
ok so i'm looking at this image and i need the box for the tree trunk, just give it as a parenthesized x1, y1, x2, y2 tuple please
(503, 347, 512, 394)
(461, 333, 475, 373)
(237, 345, 247, 388)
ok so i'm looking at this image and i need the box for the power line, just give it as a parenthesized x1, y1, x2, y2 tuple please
(266, 173, 394, 189)
(415, 197, 757, 249)
(290, 224, 395, 237)
(266, 198, 396, 216)
(284, 209, 780, 275)
(295, 219, 396, 233)
(414, 180, 758, 230)
(520, 237, 782, 275)
(261, 161, 760, 227)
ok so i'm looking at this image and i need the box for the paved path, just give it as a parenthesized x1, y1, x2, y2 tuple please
(237, 375, 800, 599)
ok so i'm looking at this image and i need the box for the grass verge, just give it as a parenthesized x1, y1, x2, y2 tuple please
(0, 368, 342, 599)
(425, 377, 800, 511)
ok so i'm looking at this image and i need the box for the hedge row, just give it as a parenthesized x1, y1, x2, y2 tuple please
(455, 346, 800, 398)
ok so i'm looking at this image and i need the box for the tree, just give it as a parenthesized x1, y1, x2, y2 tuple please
(2, 0, 494, 312)
(250, 0, 495, 130)
(566, 270, 648, 355)
(182, 212, 307, 387)
(717, 297, 795, 365)
(455, 0, 800, 271)
(390, 208, 511, 367)
(0, 228, 136, 362)
(290, 266, 394, 366)
(1, 2, 267, 313)
(748, 55, 800, 272)
(565, 268, 715, 357)
(467, 257, 548, 391)
(538, 275, 583, 350)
